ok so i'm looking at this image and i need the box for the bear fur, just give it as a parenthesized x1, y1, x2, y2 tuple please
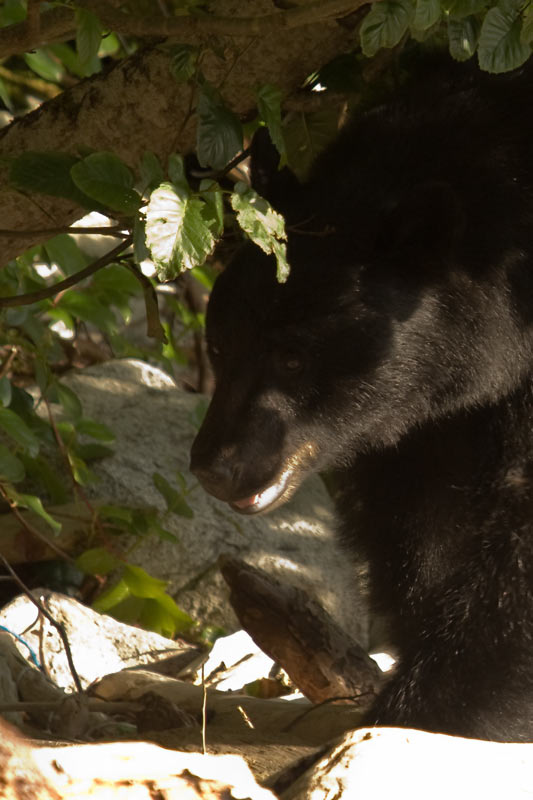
(190, 61, 533, 742)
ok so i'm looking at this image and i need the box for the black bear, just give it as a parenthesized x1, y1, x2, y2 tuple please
(190, 61, 533, 742)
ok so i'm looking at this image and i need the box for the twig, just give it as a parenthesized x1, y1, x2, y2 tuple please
(0, 225, 128, 239)
(0, 347, 17, 380)
(0, 65, 61, 99)
(0, 555, 83, 694)
(189, 145, 252, 181)
(0, 699, 142, 714)
(0, 484, 74, 563)
(201, 661, 207, 755)
(42, 397, 104, 544)
(0, 236, 133, 308)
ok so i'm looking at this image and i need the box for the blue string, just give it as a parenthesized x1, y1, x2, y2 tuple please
(0, 624, 42, 669)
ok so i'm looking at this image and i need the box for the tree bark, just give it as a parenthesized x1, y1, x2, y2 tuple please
(0, 0, 359, 266)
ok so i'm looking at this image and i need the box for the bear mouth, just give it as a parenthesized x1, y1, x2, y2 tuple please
(228, 441, 320, 515)
(230, 469, 292, 515)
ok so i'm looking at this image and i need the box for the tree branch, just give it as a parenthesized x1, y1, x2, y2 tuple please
(0, 0, 370, 59)
(76, 0, 370, 38)
(0, 7, 75, 59)
(0, 236, 132, 307)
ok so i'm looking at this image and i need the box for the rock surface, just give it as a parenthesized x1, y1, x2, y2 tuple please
(61, 359, 369, 645)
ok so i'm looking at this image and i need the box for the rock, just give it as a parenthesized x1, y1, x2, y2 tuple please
(61, 359, 369, 645)
(0, 592, 197, 691)
(280, 727, 533, 800)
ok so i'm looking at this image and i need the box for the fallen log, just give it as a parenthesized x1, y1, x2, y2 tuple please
(219, 555, 382, 706)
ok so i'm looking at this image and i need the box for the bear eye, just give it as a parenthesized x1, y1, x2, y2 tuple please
(278, 351, 304, 373)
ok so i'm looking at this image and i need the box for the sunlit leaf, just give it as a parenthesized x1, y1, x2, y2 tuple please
(231, 183, 290, 282)
(145, 182, 215, 280)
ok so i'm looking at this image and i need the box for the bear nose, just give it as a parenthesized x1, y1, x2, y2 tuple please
(189, 446, 241, 502)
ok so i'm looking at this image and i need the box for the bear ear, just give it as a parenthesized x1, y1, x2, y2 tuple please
(250, 127, 301, 213)
(376, 180, 466, 272)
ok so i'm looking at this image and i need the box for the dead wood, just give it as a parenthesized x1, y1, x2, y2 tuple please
(219, 555, 382, 706)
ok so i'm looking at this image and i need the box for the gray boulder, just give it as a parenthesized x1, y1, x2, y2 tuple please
(62, 359, 369, 646)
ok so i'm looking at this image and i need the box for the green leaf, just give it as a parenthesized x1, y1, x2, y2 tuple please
(0, 446, 25, 483)
(123, 564, 167, 598)
(77, 547, 119, 576)
(11, 491, 61, 533)
(448, 16, 481, 59)
(77, 418, 115, 442)
(360, 0, 414, 56)
(71, 153, 141, 214)
(478, 2, 531, 71)
(99, 504, 134, 525)
(196, 88, 243, 170)
(57, 290, 118, 333)
(190, 263, 216, 291)
(133, 215, 151, 266)
(256, 85, 285, 158)
(44, 234, 90, 277)
(140, 596, 193, 636)
(49, 42, 97, 80)
(9, 152, 98, 209)
(92, 263, 141, 297)
(24, 49, 63, 82)
(0, 0, 26, 26)
(75, 8, 103, 74)
(231, 183, 290, 283)
(413, 0, 441, 29)
(153, 471, 194, 517)
(0, 407, 39, 456)
(68, 452, 98, 485)
(56, 383, 83, 422)
(168, 154, 189, 191)
(0, 377, 12, 408)
(283, 108, 339, 181)
(199, 179, 224, 238)
(93, 577, 131, 612)
(169, 44, 199, 82)
(75, 442, 114, 461)
(140, 151, 164, 193)
(443, 0, 488, 18)
(150, 521, 179, 543)
(521, 3, 533, 43)
(0, 78, 13, 113)
(19, 454, 69, 504)
(145, 182, 215, 280)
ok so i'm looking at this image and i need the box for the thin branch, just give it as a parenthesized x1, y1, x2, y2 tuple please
(0, 484, 74, 563)
(0, 225, 128, 239)
(189, 145, 252, 181)
(77, 0, 371, 39)
(0, 554, 84, 694)
(0, 65, 61, 100)
(0, 236, 132, 308)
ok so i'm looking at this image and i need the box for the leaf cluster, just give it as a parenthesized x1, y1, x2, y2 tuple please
(360, 0, 533, 72)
